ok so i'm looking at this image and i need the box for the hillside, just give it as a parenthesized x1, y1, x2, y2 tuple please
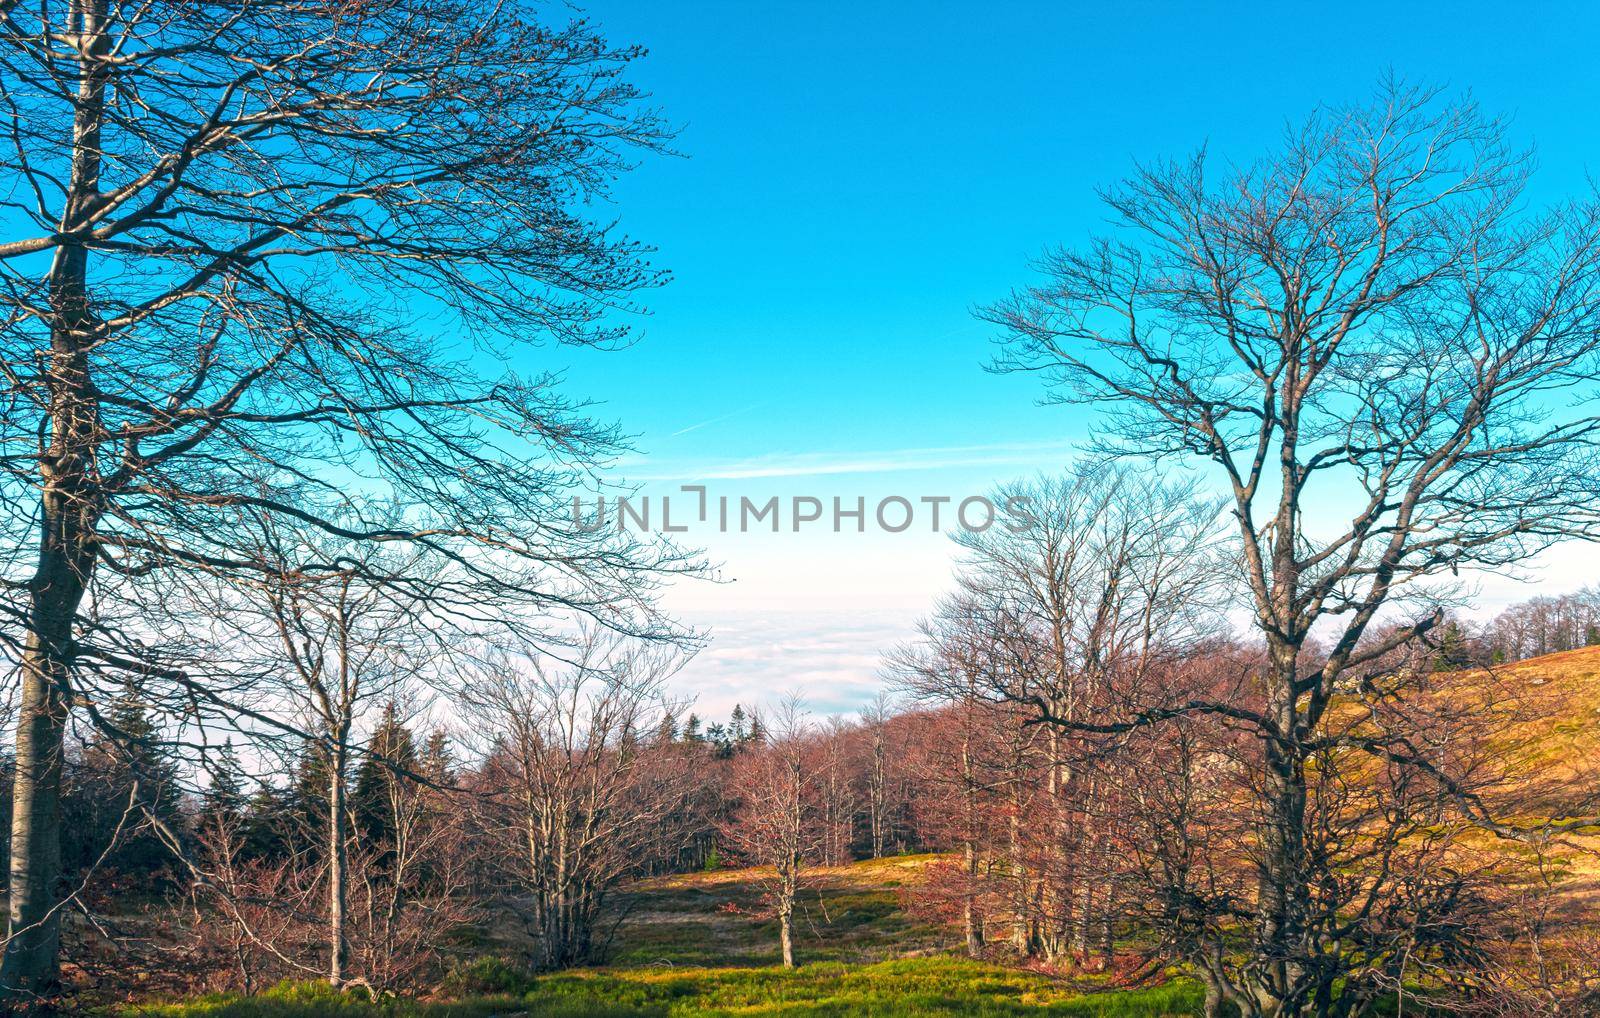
(124, 858, 1210, 1018)
(1429, 646, 1600, 827)
(116, 651, 1600, 1017)
(604, 855, 946, 968)
(1451, 647, 1600, 908)
(1481, 645, 1600, 776)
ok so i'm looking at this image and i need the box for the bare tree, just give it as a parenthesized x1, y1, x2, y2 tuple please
(1482, 588, 1600, 662)
(860, 693, 895, 860)
(0, 0, 688, 996)
(460, 630, 696, 970)
(892, 463, 1222, 966)
(958, 464, 1223, 961)
(892, 613, 1010, 959)
(815, 716, 859, 868)
(986, 79, 1600, 1015)
(717, 697, 822, 969)
(228, 522, 430, 988)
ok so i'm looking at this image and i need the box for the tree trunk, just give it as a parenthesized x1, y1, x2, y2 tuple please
(328, 739, 349, 987)
(778, 859, 797, 969)
(1257, 641, 1310, 1013)
(961, 722, 983, 958)
(1042, 717, 1068, 961)
(1071, 879, 1093, 957)
(2, 631, 72, 999)
(869, 730, 887, 858)
(779, 901, 794, 969)
(2, 0, 109, 999)
(549, 823, 569, 968)
(1009, 785, 1030, 954)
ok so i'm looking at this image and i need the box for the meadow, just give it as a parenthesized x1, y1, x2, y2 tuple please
(118, 857, 1213, 1018)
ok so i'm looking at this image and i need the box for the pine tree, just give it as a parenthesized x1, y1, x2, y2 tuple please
(106, 681, 181, 810)
(289, 740, 338, 852)
(744, 714, 766, 747)
(706, 722, 730, 758)
(1432, 620, 1472, 672)
(656, 712, 678, 746)
(74, 681, 183, 879)
(352, 700, 418, 847)
(206, 739, 249, 822)
(421, 730, 453, 782)
(683, 714, 703, 743)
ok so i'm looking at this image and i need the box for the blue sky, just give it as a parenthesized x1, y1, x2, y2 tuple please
(550, 1, 1600, 720)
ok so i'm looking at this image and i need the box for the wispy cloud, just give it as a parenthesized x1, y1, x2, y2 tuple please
(667, 402, 765, 438)
(626, 439, 1082, 481)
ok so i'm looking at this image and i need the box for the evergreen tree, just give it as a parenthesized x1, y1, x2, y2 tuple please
(288, 739, 338, 853)
(106, 680, 181, 811)
(1431, 620, 1472, 672)
(352, 701, 418, 847)
(70, 681, 184, 880)
(656, 711, 679, 746)
(683, 714, 703, 743)
(205, 739, 249, 823)
(744, 714, 766, 747)
(421, 730, 454, 783)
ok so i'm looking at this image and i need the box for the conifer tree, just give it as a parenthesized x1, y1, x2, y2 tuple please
(74, 682, 182, 879)
(352, 702, 419, 848)
(421, 732, 454, 783)
(656, 712, 679, 746)
(206, 740, 249, 825)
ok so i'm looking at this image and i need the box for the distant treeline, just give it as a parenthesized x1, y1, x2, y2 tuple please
(1479, 588, 1600, 662)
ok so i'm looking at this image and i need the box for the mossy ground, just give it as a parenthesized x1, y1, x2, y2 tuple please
(117, 855, 1211, 1017)
(602, 854, 945, 968)
(121, 957, 1210, 1017)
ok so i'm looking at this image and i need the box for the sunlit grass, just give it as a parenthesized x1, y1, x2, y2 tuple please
(120, 957, 1211, 1017)
(115, 855, 1440, 1017)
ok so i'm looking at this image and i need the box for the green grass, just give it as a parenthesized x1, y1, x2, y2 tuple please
(598, 856, 946, 969)
(114, 858, 1210, 1016)
(112, 853, 1439, 1018)
(106, 852, 1455, 1018)
(603, 885, 931, 968)
(119, 957, 1210, 1017)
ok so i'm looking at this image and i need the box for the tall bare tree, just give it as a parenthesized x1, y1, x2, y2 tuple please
(893, 611, 1011, 959)
(460, 630, 697, 970)
(860, 693, 895, 860)
(0, 0, 687, 996)
(229, 522, 429, 988)
(986, 79, 1600, 1015)
(896, 464, 1222, 964)
(717, 697, 822, 969)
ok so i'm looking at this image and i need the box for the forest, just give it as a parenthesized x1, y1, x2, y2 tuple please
(3, 2, 1600, 1016)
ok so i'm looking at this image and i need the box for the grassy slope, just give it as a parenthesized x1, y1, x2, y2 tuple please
(1477, 646, 1600, 790)
(121, 856, 1207, 1017)
(605, 854, 947, 968)
(1453, 647, 1600, 909)
(131, 959, 1209, 1018)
